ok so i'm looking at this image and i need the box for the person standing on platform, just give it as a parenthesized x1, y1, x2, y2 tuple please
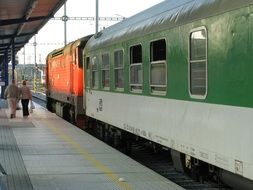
(19, 80, 32, 119)
(4, 79, 19, 118)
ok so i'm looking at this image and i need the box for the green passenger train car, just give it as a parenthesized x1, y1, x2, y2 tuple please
(84, 0, 253, 189)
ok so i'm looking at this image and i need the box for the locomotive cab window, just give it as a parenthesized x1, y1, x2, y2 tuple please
(91, 56, 98, 89)
(189, 27, 207, 99)
(85, 56, 90, 88)
(102, 53, 110, 89)
(150, 39, 167, 94)
(114, 50, 124, 89)
(130, 44, 143, 92)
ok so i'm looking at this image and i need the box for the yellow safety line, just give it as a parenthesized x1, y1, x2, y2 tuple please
(42, 119, 133, 190)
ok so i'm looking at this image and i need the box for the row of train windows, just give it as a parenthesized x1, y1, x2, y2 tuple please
(86, 27, 207, 98)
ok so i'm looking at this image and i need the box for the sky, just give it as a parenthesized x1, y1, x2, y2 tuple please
(18, 0, 164, 65)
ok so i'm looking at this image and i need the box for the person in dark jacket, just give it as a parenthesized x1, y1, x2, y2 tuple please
(19, 80, 32, 118)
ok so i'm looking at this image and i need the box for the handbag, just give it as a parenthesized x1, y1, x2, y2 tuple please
(29, 100, 35, 113)
(16, 99, 21, 110)
(30, 100, 35, 109)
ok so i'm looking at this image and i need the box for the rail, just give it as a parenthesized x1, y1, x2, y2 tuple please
(31, 91, 46, 101)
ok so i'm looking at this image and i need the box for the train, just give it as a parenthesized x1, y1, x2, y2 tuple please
(46, 0, 253, 189)
(46, 35, 92, 127)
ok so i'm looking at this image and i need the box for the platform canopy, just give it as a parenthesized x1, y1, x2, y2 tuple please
(0, 0, 67, 65)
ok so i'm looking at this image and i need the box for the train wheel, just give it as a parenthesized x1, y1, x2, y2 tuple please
(121, 132, 133, 155)
(97, 123, 105, 140)
(46, 97, 52, 111)
(171, 149, 185, 173)
(124, 140, 132, 155)
(76, 115, 85, 129)
(113, 131, 121, 148)
(69, 107, 75, 124)
(63, 105, 70, 122)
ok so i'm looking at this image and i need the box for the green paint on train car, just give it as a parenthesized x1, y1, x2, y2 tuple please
(85, 4, 253, 108)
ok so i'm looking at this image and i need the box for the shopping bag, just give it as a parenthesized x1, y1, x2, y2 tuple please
(29, 100, 35, 113)
(16, 99, 21, 110)
(30, 101, 35, 109)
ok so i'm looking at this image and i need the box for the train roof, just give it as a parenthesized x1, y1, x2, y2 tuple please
(86, 0, 253, 50)
(47, 35, 92, 59)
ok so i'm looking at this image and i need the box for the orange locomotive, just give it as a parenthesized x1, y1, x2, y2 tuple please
(46, 35, 91, 127)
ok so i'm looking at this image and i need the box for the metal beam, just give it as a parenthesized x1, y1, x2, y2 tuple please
(0, 47, 21, 52)
(1, 52, 9, 95)
(63, 3, 67, 45)
(0, 34, 14, 40)
(0, 33, 34, 44)
(18, 32, 35, 37)
(96, 0, 98, 33)
(0, 42, 25, 48)
(0, 15, 52, 26)
(25, 0, 38, 20)
(11, 40, 15, 80)
(52, 16, 125, 21)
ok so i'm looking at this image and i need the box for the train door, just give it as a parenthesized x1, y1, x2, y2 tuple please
(84, 56, 90, 110)
(70, 47, 76, 96)
(72, 47, 83, 96)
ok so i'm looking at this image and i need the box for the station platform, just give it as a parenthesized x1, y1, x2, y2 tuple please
(0, 99, 184, 190)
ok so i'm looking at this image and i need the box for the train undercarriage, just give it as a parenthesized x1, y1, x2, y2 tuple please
(86, 117, 253, 190)
(46, 97, 85, 128)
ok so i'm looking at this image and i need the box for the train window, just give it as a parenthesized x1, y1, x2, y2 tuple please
(130, 44, 142, 91)
(86, 57, 90, 69)
(91, 56, 98, 89)
(86, 57, 90, 88)
(189, 27, 207, 98)
(52, 49, 63, 57)
(102, 53, 110, 89)
(114, 50, 124, 89)
(150, 39, 167, 93)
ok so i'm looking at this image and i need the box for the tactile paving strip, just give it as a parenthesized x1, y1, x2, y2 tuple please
(0, 109, 33, 190)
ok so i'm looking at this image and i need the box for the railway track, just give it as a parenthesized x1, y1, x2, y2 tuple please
(128, 142, 230, 190)
(34, 97, 231, 190)
(32, 92, 46, 108)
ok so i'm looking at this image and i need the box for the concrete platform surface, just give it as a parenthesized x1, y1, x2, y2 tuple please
(0, 99, 184, 190)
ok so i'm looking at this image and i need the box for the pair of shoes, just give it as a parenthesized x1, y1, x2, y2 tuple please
(10, 114, 14, 119)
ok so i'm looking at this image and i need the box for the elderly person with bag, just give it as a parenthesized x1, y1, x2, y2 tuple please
(19, 80, 32, 119)
(4, 79, 19, 118)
